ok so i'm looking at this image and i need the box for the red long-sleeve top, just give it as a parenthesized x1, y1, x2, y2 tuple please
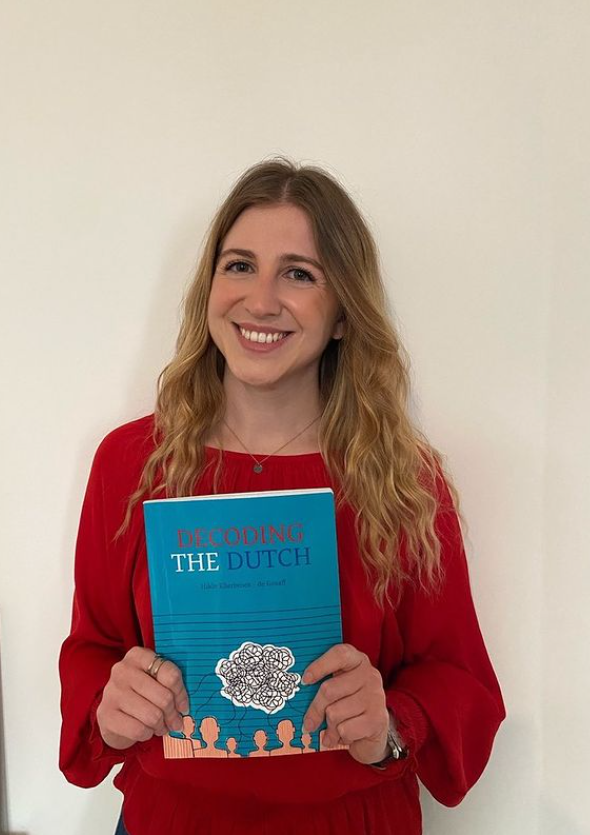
(59, 415, 505, 835)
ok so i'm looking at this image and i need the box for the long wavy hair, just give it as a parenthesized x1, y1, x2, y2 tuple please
(116, 155, 463, 607)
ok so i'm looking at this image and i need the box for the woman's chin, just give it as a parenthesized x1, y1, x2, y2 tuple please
(231, 373, 285, 390)
(222, 357, 317, 392)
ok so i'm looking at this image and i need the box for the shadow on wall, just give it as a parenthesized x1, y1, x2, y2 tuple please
(0, 634, 27, 835)
(0, 630, 8, 834)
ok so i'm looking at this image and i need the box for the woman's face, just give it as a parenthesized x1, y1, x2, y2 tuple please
(207, 203, 343, 391)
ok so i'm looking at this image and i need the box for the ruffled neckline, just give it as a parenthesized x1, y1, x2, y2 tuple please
(204, 445, 324, 461)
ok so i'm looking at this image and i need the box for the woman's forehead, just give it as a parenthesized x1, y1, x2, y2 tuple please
(223, 204, 319, 259)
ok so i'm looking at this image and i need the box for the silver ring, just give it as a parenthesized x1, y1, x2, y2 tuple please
(146, 653, 167, 679)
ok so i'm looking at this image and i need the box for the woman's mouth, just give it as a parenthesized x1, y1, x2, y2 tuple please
(233, 323, 294, 352)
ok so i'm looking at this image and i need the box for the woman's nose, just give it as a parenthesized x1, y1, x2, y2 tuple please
(244, 273, 281, 316)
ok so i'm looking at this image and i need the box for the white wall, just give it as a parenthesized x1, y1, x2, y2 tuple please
(0, 1, 585, 833)
(541, 3, 590, 834)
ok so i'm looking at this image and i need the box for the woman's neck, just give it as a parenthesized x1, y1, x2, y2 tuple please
(207, 375, 323, 455)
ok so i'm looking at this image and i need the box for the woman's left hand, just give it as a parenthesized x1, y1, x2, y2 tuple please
(301, 643, 390, 765)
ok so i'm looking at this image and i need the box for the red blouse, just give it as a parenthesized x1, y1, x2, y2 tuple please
(59, 415, 505, 835)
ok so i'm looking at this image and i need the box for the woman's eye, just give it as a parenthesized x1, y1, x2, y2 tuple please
(288, 268, 315, 283)
(224, 260, 251, 273)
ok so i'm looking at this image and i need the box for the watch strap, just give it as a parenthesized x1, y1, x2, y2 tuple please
(370, 710, 409, 769)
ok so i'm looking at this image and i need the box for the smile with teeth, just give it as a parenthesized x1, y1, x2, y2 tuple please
(239, 327, 290, 344)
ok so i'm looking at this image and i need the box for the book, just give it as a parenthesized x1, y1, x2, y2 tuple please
(143, 487, 346, 759)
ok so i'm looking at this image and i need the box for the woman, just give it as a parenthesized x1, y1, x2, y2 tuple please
(59, 157, 505, 834)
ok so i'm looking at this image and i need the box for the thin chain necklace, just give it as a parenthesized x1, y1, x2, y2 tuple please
(221, 415, 321, 473)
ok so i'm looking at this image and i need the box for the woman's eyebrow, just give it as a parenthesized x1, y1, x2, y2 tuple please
(218, 247, 324, 273)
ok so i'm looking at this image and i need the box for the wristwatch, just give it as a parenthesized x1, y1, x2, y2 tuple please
(371, 710, 409, 769)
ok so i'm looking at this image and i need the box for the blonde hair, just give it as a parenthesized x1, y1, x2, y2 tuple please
(116, 155, 463, 606)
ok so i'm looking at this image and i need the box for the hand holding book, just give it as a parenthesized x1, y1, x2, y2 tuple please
(96, 646, 189, 750)
(301, 642, 390, 765)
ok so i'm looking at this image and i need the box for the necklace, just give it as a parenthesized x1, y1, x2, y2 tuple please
(221, 415, 321, 473)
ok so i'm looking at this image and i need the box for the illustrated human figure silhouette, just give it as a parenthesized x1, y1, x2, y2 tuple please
(193, 716, 228, 758)
(270, 719, 301, 755)
(163, 714, 202, 758)
(301, 730, 316, 753)
(226, 736, 241, 758)
(248, 729, 270, 757)
(319, 729, 348, 751)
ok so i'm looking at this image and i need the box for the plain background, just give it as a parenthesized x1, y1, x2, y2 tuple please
(1, 1, 588, 834)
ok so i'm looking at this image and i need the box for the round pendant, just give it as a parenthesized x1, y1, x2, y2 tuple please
(253, 463, 263, 473)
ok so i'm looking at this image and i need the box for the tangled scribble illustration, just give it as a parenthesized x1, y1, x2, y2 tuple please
(215, 641, 301, 714)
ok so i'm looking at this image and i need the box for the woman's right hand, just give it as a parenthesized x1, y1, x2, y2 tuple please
(96, 647, 189, 750)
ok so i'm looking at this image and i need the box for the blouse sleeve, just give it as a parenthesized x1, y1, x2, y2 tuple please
(382, 469, 506, 806)
(58, 439, 136, 787)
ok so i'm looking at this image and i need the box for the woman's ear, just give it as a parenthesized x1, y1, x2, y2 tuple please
(332, 312, 345, 340)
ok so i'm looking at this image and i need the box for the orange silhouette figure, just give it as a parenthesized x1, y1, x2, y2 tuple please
(248, 729, 270, 757)
(301, 731, 316, 753)
(226, 736, 242, 758)
(163, 715, 202, 758)
(270, 719, 301, 756)
(193, 716, 228, 758)
(319, 729, 348, 751)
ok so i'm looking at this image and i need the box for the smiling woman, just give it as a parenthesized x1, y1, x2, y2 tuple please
(59, 156, 505, 835)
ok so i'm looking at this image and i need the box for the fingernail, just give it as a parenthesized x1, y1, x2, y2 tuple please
(179, 698, 189, 714)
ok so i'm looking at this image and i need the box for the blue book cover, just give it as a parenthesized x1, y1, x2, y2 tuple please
(143, 488, 346, 759)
